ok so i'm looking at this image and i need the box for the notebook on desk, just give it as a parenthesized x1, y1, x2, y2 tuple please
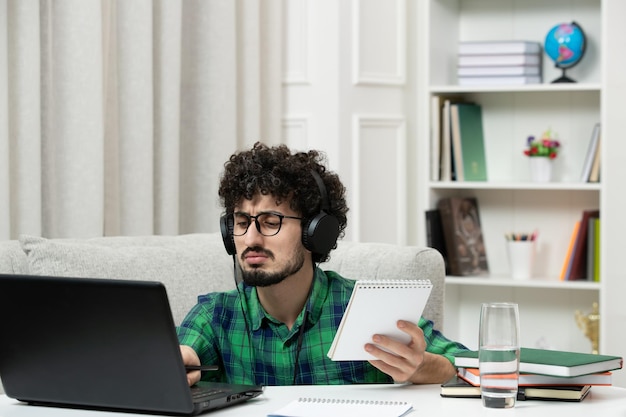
(0, 273, 263, 415)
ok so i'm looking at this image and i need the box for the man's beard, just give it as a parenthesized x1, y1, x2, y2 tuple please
(240, 246, 306, 287)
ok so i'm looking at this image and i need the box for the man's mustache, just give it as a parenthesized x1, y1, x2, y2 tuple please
(241, 246, 275, 260)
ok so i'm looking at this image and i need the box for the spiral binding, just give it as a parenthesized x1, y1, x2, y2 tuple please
(356, 279, 432, 289)
(296, 397, 409, 406)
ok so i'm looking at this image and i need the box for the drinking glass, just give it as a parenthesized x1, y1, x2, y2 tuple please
(479, 302, 520, 408)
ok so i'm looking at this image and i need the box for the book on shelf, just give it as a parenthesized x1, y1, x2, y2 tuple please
(438, 96, 467, 182)
(449, 104, 465, 181)
(458, 53, 541, 67)
(267, 397, 413, 417)
(458, 40, 542, 55)
(457, 366, 612, 387)
(587, 217, 596, 281)
(588, 130, 602, 183)
(457, 65, 541, 77)
(327, 280, 432, 361)
(440, 99, 452, 181)
(458, 75, 542, 86)
(453, 347, 623, 378)
(437, 197, 488, 276)
(559, 221, 580, 281)
(430, 95, 442, 181)
(450, 103, 487, 181)
(580, 123, 601, 182)
(593, 218, 601, 282)
(424, 209, 450, 274)
(440, 375, 592, 402)
(568, 210, 600, 280)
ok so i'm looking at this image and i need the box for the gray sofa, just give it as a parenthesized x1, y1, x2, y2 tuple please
(0, 233, 446, 394)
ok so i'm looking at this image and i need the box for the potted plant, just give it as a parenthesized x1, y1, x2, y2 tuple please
(524, 129, 561, 181)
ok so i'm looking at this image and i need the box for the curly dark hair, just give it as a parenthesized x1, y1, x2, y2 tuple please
(218, 142, 348, 262)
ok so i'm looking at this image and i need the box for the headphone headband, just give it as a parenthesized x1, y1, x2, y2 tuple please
(310, 169, 330, 212)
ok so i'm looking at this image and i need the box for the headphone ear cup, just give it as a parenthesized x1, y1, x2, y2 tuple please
(220, 214, 237, 255)
(302, 211, 340, 255)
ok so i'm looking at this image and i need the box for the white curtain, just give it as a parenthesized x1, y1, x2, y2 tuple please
(0, 0, 283, 239)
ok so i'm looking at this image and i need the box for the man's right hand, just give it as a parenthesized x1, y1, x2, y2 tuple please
(180, 345, 202, 386)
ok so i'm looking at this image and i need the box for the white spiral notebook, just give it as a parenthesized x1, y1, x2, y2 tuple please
(327, 279, 433, 361)
(267, 397, 414, 417)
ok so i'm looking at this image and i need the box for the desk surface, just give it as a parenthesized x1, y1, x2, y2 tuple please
(1, 384, 626, 416)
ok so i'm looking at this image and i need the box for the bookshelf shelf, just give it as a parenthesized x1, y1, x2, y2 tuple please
(430, 83, 602, 95)
(445, 276, 600, 291)
(429, 182, 601, 191)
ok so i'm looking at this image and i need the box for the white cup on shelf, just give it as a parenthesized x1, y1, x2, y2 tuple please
(506, 240, 535, 280)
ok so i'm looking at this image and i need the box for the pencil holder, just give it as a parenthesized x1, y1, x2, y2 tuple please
(507, 240, 535, 280)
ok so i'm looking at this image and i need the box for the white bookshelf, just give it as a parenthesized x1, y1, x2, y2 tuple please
(415, 0, 626, 386)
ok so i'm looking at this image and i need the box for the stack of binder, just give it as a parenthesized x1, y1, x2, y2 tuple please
(457, 40, 542, 86)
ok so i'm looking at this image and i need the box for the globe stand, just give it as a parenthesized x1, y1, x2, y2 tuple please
(551, 67, 576, 83)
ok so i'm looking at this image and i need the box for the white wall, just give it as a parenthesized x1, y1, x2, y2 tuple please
(282, 0, 413, 245)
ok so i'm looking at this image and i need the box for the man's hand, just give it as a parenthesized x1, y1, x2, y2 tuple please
(180, 345, 202, 386)
(364, 320, 456, 384)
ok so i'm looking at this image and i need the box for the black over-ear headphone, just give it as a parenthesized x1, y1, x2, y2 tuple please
(219, 170, 340, 256)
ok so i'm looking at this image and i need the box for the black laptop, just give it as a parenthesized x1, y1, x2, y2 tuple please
(0, 273, 263, 415)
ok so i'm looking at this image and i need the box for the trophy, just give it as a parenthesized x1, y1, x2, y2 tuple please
(575, 302, 599, 354)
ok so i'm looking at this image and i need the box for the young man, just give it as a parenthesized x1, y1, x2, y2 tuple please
(178, 142, 467, 386)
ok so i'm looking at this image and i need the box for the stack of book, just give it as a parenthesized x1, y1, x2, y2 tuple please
(457, 40, 542, 86)
(441, 347, 623, 402)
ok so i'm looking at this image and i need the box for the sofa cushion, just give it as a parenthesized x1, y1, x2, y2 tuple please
(0, 240, 29, 274)
(19, 233, 233, 325)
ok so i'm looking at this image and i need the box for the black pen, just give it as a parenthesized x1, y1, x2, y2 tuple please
(185, 365, 219, 372)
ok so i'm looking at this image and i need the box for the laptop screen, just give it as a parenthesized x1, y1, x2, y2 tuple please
(0, 274, 261, 415)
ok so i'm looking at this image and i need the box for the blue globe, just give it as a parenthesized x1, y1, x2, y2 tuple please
(544, 22, 586, 69)
(544, 22, 586, 83)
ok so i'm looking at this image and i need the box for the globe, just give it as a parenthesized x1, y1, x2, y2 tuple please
(544, 22, 586, 83)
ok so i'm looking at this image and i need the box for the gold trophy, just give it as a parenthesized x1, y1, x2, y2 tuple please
(575, 302, 600, 354)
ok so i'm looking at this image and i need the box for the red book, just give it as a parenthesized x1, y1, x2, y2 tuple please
(457, 367, 612, 387)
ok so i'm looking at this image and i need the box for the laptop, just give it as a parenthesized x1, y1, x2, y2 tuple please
(0, 273, 263, 415)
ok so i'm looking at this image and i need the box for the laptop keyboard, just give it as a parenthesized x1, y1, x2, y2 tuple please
(190, 386, 225, 400)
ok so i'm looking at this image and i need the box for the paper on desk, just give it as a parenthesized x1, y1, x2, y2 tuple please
(267, 397, 414, 417)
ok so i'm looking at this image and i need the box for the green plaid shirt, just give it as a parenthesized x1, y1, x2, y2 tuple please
(177, 269, 467, 386)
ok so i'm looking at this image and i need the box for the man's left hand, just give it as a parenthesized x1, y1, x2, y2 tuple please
(364, 320, 455, 384)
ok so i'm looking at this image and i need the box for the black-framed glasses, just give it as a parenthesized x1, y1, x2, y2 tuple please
(232, 211, 303, 237)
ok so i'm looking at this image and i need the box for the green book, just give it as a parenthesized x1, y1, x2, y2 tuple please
(594, 218, 601, 281)
(451, 103, 488, 181)
(453, 347, 622, 377)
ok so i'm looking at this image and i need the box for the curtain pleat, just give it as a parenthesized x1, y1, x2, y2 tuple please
(113, 0, 154, 236)
(0, 0, 283, 240)
(42, 0, 105, 238)
(179, 0, 238, 233)
(9, 0, 42, 236)
(0, 0, 11, 238)
(153, 0, 182, 235)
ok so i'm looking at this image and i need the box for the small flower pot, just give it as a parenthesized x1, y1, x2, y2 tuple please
(529, 157, 552, 182)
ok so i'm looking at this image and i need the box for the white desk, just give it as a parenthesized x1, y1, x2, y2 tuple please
(1, 384, 626, 416)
